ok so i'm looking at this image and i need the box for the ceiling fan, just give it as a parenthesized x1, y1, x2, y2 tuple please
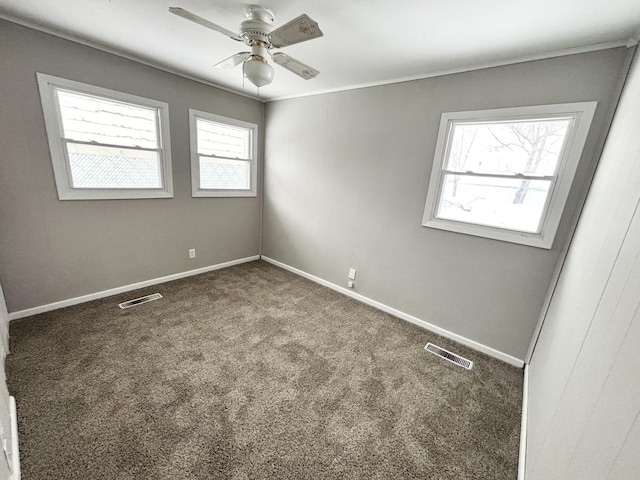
(169, 5, 324, 88)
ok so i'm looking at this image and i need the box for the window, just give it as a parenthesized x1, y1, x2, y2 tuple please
(189, 109, 257, 197)
(37, 73, 173, 200)
(422, 102, 597, 248)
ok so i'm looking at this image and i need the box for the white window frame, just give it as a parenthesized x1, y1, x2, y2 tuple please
(422, 102, 597, 249)
(189, 109, 258, 198)
(37, 73, 173, 200)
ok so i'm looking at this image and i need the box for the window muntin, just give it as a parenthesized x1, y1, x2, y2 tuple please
(423, 103, 597, 248)
(189, 110, 257, 197)
(37, 73, 173, 200)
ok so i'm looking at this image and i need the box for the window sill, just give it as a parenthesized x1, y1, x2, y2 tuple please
(422, 217, 553, 249)
(192, 190, 257, 198)
(57, 189, 174, 201)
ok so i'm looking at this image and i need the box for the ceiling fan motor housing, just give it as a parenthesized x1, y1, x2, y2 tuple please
(240, 6, 274, 46)
(240, 7, 276, 87)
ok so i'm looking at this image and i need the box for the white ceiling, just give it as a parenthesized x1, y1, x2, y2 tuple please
(1, 0, 639, 101)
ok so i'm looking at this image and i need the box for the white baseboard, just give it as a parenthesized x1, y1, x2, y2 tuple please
(9, 396, 20, 480)
(518, 364, 529, 480)
(261, 256, 524, 368)
(8, 254, 525, 367)
(8, 255, 260, 321)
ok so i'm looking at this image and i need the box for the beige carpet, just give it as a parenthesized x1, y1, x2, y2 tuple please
(7, 260, 522, 479)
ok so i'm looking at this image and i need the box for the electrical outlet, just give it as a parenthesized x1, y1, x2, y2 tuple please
(348, 268, 357, 280)
(189, 248, 196, 259)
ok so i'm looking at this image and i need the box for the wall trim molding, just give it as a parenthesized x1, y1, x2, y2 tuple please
(9, 396, 20, 480)
(8, 256, 260, 321)
(518, 364, 529, 480)
(0, 14, 631, 105)
(266, 41, 629, 103)
(0, 14, 260, 102)
(261, 256, 524, 367)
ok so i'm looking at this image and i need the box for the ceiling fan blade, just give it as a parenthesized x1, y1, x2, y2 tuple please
(272, 53, 319, 80)
(214, 52, 251, 69)
(269, 14, 323, 48)
(169, 7, 242, 41)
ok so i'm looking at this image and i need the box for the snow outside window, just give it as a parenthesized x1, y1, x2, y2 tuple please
(422, 103, 597, 249)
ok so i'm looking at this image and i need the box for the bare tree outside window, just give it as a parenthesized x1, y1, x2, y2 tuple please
(423, 103, 597, 248)
(487, 120, 569, 203)
(437, 118, 572, 233)
(448, 125, 478, 197)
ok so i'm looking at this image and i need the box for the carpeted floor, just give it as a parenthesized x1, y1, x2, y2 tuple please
(7, 260, 522, 479)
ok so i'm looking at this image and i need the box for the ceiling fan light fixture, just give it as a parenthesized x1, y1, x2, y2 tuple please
(243, 55, 274, 87)
(170, 6, 323, 87)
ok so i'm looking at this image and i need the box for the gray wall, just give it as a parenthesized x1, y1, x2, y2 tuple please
(263, 49, 628, 360)
(0, 20, 264, 313)
(526, 50, 640, 479)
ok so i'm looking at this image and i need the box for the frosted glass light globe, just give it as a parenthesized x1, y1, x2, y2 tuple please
(244, 57, 274, 87)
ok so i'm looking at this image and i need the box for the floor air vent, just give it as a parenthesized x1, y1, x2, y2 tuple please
(118, 293, 163, 309)
(424, 343, 473, 370)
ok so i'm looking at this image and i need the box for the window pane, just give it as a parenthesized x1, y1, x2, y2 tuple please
(197, 118, 250, 159)
(199, 157, 250, 190)
(56, 89, 158, 149)
(67, 143, 162, 189)
(436, 174, 551, 233)
(446, 118, 572, 177)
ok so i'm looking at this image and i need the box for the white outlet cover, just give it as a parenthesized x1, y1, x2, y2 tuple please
(348, 268, 357, 280)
